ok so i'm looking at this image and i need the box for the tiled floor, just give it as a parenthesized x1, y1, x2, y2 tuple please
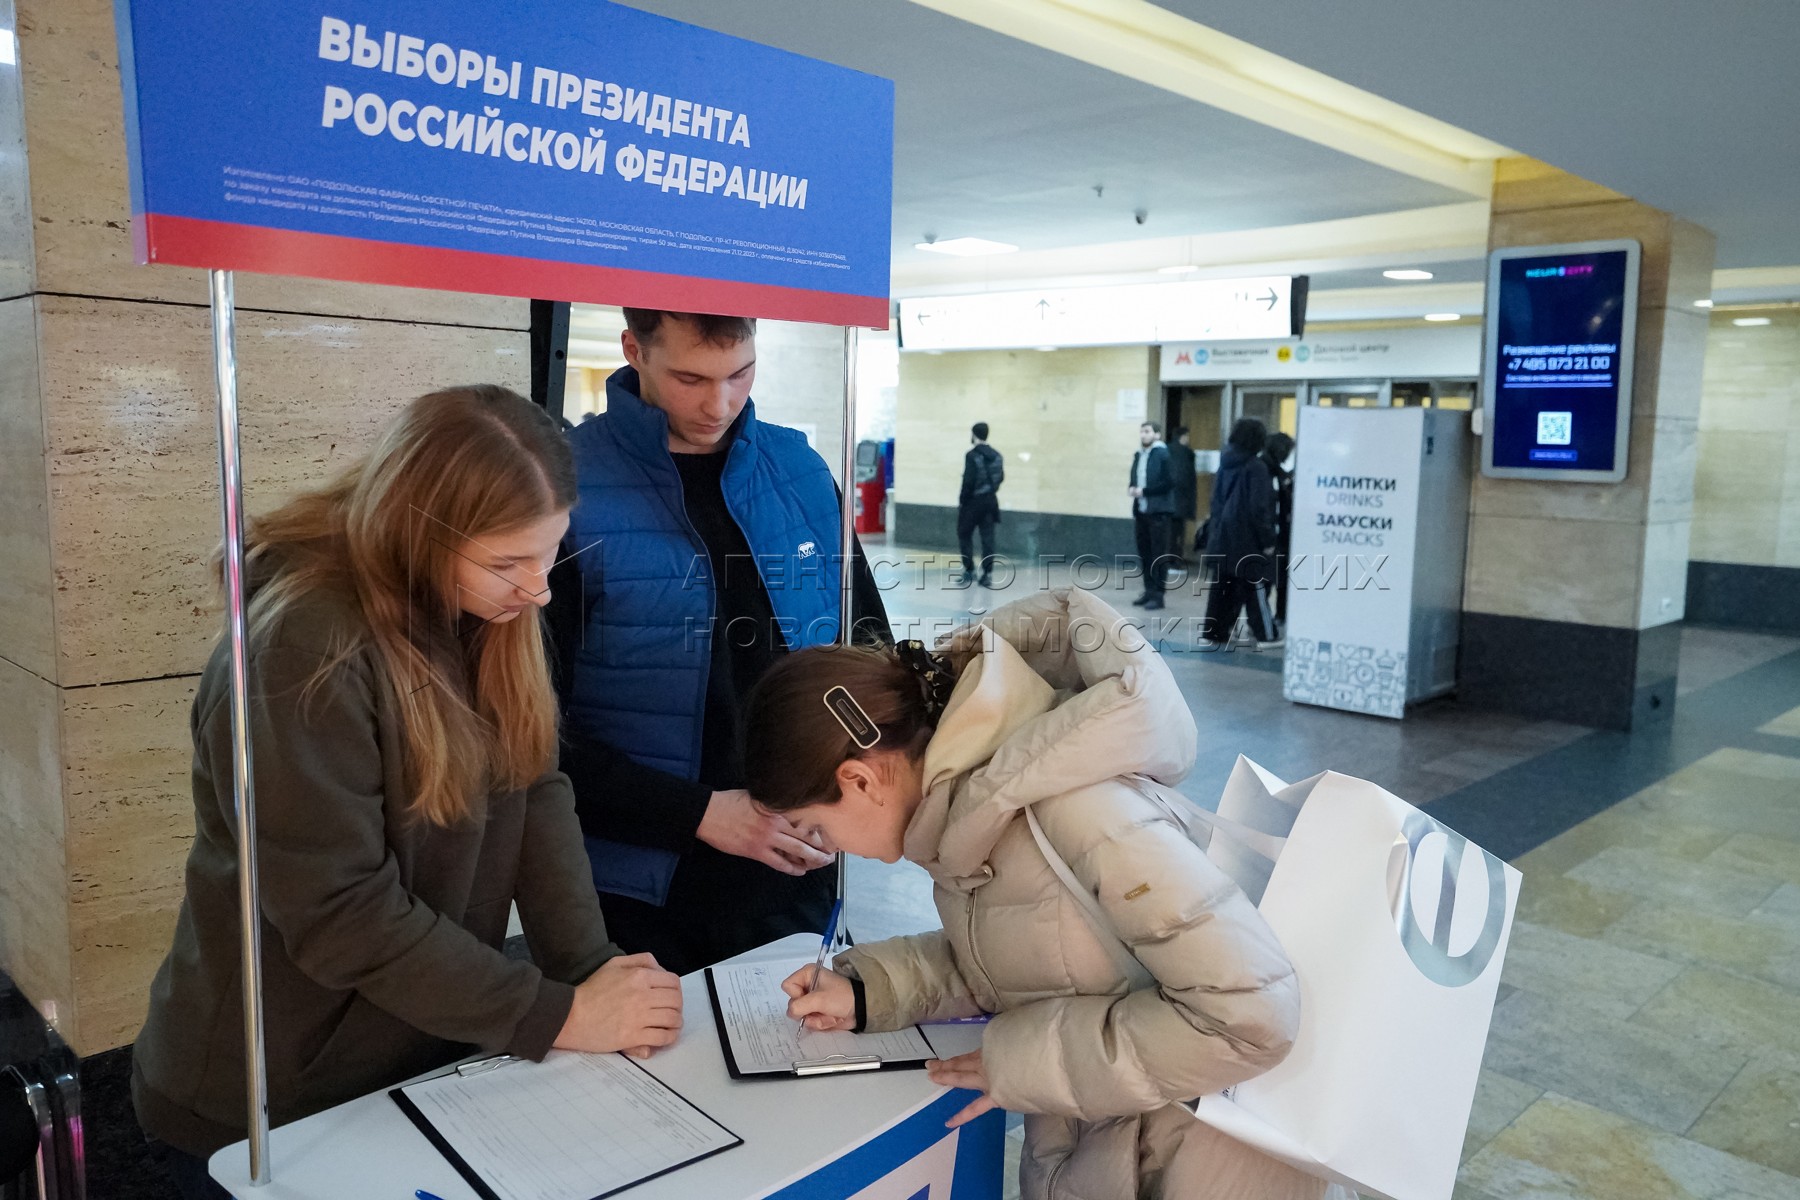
(58, 543, 1800, 1200)
(851, 544, 1800, 1200)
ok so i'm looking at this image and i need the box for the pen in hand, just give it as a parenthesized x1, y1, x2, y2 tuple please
(795, 899, 843, 1036)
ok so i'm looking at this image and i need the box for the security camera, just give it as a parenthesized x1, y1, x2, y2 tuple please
(1134, 209, 1147, 225)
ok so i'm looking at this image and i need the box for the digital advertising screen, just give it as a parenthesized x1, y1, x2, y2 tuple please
(1481, 240, 1640, 482)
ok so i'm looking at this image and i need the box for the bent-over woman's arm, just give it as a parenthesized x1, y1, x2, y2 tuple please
(981, 783, 1300, 1121)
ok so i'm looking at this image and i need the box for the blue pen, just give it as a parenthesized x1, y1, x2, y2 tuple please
(416, 1191, 449, 1200)
(795, 899, 844, 1035)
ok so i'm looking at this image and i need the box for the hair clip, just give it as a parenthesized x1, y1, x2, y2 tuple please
(824, 685, 881, 750)
(897, 640, 955, 720)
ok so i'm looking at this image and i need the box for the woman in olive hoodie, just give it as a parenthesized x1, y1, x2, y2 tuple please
(134, 386, 682, 1199)
(744, 589, 1345, 1200)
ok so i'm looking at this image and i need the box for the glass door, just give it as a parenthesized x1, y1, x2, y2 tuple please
(1231, 383, 1300, 436)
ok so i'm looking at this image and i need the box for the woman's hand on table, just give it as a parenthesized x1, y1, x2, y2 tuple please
(781, 965, 857, 1032)
(556, 952, 683, 1058)
(927, 1051, 997, 1128)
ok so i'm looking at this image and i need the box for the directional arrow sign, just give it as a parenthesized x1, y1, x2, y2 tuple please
(899, 276, 1295, 351)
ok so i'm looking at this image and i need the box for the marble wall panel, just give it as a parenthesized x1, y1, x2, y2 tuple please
(1639, 519, 1692, 628)
(1469, 414, 1696, 527)
(1489, 156, 1626, 214)
(1489, 201, 1680, 307)
(1464, 512, 1646, 628)
(61, 673, 196, 1053)
(1699, 312, 1800, 434)
(0, 0, 33, 299)
(1633, 305, 1712, 423)
(0, 297, 57, 681)
(749, 321, 846, 481)
(15, 0, 527, 329)
(897, 347, 1152, 521)
(0, 655, 70, 1032)
(1664, 220, 1720, 314)
(38, 295, 529, 687)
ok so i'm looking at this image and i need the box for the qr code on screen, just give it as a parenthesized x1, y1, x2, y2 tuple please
(1537, 411, 1573, 445)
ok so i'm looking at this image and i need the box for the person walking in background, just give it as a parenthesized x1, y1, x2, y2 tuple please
(1202, 418, 1278, 647)
(957, 421, 1004, 588)
(1260, 431, 1296, 631)
(1168, 425, 1199, 558)
(1128, 421, 1177, 610)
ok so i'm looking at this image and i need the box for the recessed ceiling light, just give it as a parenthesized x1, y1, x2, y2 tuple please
(1733, 317, 1773, 327)
(914, 237, 1018, 257)
(1694, 299, 1714, 308)
(1423, 313, 1461, 322)
(1158, 265, 1199, 275)
(1383, 269, 1435, 281)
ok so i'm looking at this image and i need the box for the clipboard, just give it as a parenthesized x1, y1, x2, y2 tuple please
(704, 963, 941, 1080)
(391, 1051, 741, 1200)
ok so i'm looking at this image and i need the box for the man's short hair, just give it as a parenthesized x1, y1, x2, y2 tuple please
(622, 308, 756, 348)
(1142, 420, 1162, 435)
(971, 422, 989, 441)
(1173, 425, 1189, 439)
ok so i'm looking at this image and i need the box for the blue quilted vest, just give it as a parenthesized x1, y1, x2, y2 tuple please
(564, 367, 846, 905)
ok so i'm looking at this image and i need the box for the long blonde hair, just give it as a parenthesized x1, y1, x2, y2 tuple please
(231, 385, 575, 826)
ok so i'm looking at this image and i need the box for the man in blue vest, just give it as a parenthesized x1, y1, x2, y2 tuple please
(548, 309, 890, 975)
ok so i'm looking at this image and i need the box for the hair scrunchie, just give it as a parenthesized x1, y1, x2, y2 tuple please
(896, 640, 955, 722)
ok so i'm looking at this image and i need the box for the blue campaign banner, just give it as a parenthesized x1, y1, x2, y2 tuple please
(113, 0, 894, 325)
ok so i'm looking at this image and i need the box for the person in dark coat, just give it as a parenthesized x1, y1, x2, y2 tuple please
(1168, 426, 1199, 556)
(957, 421, 1005, 587)
(1260, 431, 1296, 629)
(1128, 421, 1178, 610)
(1202, 418, 1278, 645)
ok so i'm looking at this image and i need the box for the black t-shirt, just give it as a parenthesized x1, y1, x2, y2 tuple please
(671, 449, 782, 790)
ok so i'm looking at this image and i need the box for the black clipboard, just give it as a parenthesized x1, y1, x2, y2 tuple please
(704, 966, 939, 1080)
(391, 1054, 742, 1200)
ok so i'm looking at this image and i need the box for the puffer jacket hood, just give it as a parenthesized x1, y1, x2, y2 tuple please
(906, 587, 1198, 884)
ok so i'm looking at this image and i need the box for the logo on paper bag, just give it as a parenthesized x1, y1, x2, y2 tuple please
(1388, 812, 1508, 987)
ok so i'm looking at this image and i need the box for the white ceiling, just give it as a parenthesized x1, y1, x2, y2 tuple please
(619, 0, 1468, 265)
(616, 0, 1799, 307)
(1153, 0, 1800, 270)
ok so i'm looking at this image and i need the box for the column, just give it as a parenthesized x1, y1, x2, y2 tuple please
(1459, 158, 1714, 730)
(0, 0, 530, 1052)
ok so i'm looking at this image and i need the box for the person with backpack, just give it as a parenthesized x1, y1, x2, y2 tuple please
(740, 589, 1346, 1200)
(957, 421, 1005, 588)
(1202, 418, 1279, 647)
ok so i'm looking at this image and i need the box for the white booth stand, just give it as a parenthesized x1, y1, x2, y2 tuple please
(1282, 406, 1472, 719)
(209, 935, 1003, 1200)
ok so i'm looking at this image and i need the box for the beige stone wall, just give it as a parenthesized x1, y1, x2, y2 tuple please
(895, 346, 1157, 518)
(1691, 309, 1800, 567)
(1464, 159, 1713, 631)
(750, 321, 848, 479)
(0, 0, 530, 1052)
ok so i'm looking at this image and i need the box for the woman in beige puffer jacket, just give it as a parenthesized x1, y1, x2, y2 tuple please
(742, 588, 1351, 1200)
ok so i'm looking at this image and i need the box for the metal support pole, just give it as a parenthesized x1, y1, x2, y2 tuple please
(209, 269, 271, 1186)
(834, 325, 860, 941)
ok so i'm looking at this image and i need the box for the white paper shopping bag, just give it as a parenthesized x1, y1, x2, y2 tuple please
(1183, 758, 1521, 1200)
